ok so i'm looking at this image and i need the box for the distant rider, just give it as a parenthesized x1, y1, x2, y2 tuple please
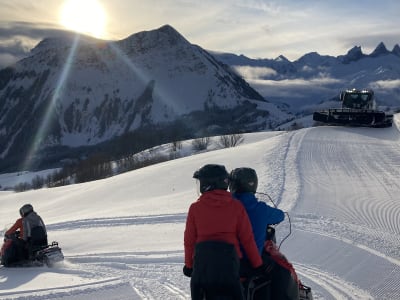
(3, 204, 47, 264)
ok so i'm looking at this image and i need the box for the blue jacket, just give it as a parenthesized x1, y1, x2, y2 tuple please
(234, 192, 285, 254)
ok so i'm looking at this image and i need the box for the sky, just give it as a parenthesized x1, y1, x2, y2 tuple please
(1, 116, 400, 299)
(0, 0, 399, 69)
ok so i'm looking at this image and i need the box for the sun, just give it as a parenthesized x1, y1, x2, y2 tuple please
(59, 0, 107, 38)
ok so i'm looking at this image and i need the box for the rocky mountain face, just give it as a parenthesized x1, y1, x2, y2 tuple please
(0, 25, 292, 171)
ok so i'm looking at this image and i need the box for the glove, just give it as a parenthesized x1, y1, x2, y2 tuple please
(183, 265, 193, 277)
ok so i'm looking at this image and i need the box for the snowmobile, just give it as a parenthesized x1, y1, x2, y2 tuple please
(242, 225, 313, 300)
(0, 230, 64, 267)
(313, 88, 393, 127)
(241, 191, 313, 300)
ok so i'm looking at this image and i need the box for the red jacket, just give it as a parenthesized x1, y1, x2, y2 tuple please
(6, 218, 24, 239)
(184, 190, 263, 268)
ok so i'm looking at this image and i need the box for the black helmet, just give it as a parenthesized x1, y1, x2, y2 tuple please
(193, 164, 229, 193)
(19, 204, 34, 217)
(229, 167, 258, 193)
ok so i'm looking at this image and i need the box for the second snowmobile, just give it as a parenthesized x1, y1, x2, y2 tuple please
(0, 230, 64, 267)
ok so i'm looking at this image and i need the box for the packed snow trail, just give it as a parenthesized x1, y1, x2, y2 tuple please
(280, 125, 400, 299)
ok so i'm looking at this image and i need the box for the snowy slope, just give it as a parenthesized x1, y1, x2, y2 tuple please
(0, 115, 400, 299)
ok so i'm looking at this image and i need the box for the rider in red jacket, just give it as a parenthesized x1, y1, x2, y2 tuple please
(2, 204, 47, 266)
(183, 164, 263, 299)
(184, 189, 263, 269)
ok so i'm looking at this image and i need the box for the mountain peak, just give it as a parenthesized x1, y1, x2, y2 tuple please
(30, 32, 99, 55)
(340, 46, 364, 63)
(157, 24, 181, 36)
(369, 42, 390, 57)
(392, 44, 400, 57)
(120, 24, 190, 53)
(274, 55, 290, 62)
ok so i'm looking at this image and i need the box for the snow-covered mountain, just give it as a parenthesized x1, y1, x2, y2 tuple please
(0, 25, 292, 172)
(213, 42, 400, 115)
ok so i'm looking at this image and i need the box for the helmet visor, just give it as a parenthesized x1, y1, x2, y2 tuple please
(195, 179, 201, 196)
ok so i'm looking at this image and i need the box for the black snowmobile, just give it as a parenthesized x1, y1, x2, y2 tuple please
(0, 230, 64, 268)
(240, 191, 313, 300)
(242, 225, 313, 300)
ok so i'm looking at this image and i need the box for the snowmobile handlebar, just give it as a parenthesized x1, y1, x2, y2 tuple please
(3, 230, 20, 240)
(256, 191, 292, 249)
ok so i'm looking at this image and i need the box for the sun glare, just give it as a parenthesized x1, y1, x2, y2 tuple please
(60, 0, 107, 38)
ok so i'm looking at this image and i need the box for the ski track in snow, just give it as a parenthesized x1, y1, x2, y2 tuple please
(286, 126, 400, 299)
(295, 264, 373, 300)
(295, 126, 400, 256)
(47, 214, 187, 231)
(0, 276, 137, 300)
(2, 215, 375, 300)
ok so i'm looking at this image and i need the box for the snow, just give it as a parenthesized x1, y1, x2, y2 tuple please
(0, 170, 59, 191)
(1, 115, 400, 299)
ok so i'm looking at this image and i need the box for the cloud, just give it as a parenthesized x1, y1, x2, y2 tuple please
(233, 66, 277, 79)
(371, 80, 400, 90)
(0, 21, 69, 69)
(250, 76, 342, 91)
(0, 53, 19, 69)
(243, 74, 343, 110)
(0, 21, 65, 40)
(1, 0, 399, 68)
(0, 38, 29, 56)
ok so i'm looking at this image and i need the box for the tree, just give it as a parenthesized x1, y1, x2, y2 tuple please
(218, 134, 244, 148)
(75, 153, 113, 183)
(31, 175, 45, 189)
(192, 137, 211, 151)
(14, 182, 32, 192)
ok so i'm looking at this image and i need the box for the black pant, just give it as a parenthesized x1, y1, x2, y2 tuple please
(191, 241, 244, 300)
(191, 282, 244, 300)
(2, 238, 27, 266)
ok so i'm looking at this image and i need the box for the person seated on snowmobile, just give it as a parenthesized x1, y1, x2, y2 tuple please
(229, 167, 301, 300)
(3, 204, 47, 264)
(229, 168, 284, 255)
(183, 164, 268, 300)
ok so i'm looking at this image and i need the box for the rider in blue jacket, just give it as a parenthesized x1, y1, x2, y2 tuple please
(229, 167, 284, 254)
(230, 168, 302, 300)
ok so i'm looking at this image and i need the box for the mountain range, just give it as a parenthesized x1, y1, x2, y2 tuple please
(0, 24, 399, 172)
(212, 42, 400, 116)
